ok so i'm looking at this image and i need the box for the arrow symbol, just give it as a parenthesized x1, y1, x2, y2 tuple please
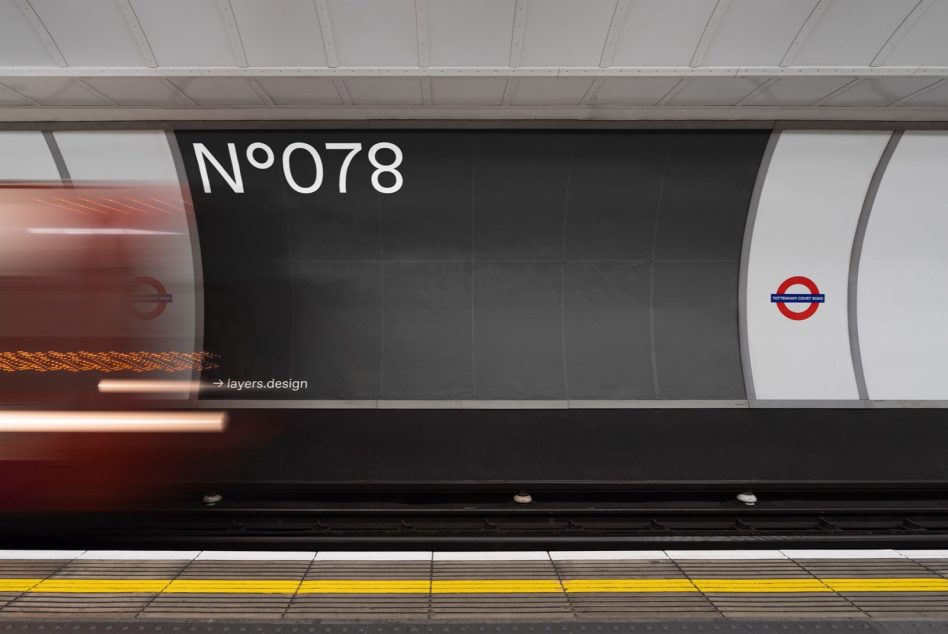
(213, 379, 223, 388)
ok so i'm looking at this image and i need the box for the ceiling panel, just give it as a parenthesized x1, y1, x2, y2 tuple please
(519, 0, 615, 66)
(0, 84, 35, 106)
(792, 0, 918, 66)
(30, 0, 145, 66)
(702, 0, 817, 66)
(592, 77, 680, 105)
(253, 78, 342, 105)
(430, 78, 507, 105)
(741, 77, 854, 107)
(510, 77, 593, 105)
(131, 0, 237, 66)
(328, 0, 418, 67)
(0, 2, 58, 66)
(230, 0, 327, 67)
(895, 80, 948, 108)
(0, 78, 111, 106)
(819, 77, 942, 107)
(667, 77, 764, 106)
(610, 0, 716, 67)
(343, 78, 423, 105)
(82, 78, 191, 106)
(427, 0, 516, 67)
(172, 78, 265, 106)
(884, 1, 948, 66)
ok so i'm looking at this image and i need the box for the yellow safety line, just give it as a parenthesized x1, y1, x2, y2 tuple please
(0, 579, 42, 592)
(693, 579, 833, 593)
(3, 577, 948, 594)
(32, 579, 170, 593)
(432, 579, 564, 594)
(822, 578, 948, 592)
(563, 579, 697, 593)
(165, 579, 301, 594)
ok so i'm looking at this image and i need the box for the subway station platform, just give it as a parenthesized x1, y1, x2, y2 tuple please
(3, 550, 948, 624)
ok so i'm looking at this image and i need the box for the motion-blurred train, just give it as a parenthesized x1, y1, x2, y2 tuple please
(1, 127, 946, 544)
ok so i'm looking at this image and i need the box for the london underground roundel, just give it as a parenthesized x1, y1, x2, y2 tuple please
(770, 276, 824, 321)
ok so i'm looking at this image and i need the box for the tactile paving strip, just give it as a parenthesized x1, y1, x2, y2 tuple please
(2, 553, 948, 621)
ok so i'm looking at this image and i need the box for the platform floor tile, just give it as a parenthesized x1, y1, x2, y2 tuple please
(287, 594, 430, 619)
(176, 560, 310, 579)
(307, 560, 430, 580)
(141, 593, 294, 619)
(430, 593, 572, 620)
(674, 559, 814, 578)
(51, 560, 188, 579)
(554, 560, 685, 580)
(2, 592, 155, 618)
(433, 560, 558, 580)
(795, 559, 937, 578)
(565, 592, 717, 619)
(702, 592, 862, 618)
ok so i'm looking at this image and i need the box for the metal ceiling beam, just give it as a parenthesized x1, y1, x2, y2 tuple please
(116, 0, 157, 68)
(415, 0, 429, 68)
(501, 79, 518, 105)
(599, 0, 631, 68)
(890, 77, 945, 106)
(332, 78, 352, 106)
(0, 81, 41, 106)
(14, 0, 67, 67)
(781, 0, 832, 67)
(217, 0, 248, 68)
(871, 0, 933, 67)
(246, 78, 274, 105)
(3, 105, 946, 123)
(0, 66, 943, 78)
(313, 0, 339, 68)
(74, 79, 118, 105)
(159, 79, 197, 106)
(420, 78, 432, 105)
(509, 0, 528, 68)
(580, 78, 607, 105)
(691, 0, 730, 67)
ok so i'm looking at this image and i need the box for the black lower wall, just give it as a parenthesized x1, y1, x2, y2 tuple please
(155, 407, 948, 487)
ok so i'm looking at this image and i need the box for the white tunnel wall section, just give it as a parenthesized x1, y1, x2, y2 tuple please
(857, 131, 948, 401)
(744, 131, 891, 401)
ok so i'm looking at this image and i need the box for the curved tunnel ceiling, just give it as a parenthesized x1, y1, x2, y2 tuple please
(0, 0, 947, 121)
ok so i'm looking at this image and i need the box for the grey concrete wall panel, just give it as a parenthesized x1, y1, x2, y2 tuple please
(473, 261, 566, 399)
(379, 133, 475, 261)
(564, 261, 654, 399)
(653, 261, 745, 399)
(473, 133, 571, 261)
(564, 133, 667, 261)
(655, 132, 764, 261)
(293, 262, 381, 399)
(382, 262, 473, 399)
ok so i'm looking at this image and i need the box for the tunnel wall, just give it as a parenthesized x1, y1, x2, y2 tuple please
(1, 127, 947, 407)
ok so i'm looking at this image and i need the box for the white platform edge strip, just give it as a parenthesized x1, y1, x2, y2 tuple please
(314, 551, 433, 561)
(196, 551, 317, 561)
(2, 549, 947, 560)
(78, 550, 201, 560)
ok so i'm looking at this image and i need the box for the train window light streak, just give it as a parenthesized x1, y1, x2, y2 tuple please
(97, 379, 204, 393)
(0, 411, 226, 433)
(27, 228, 183, 235)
